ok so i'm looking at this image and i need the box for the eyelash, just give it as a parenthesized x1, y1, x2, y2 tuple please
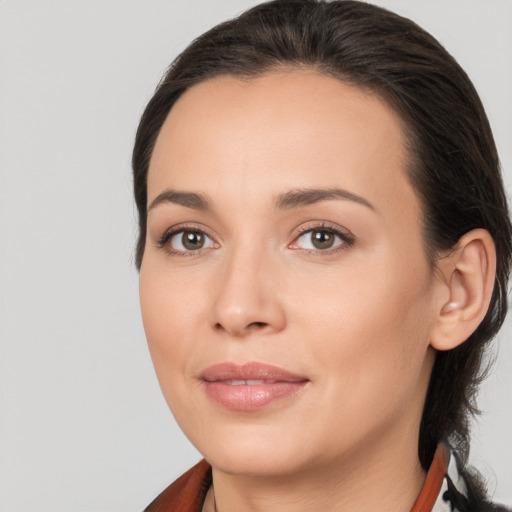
(156, 224, 217, 257)
(291, 223, 355, 255)
(155, 222, 355, 256)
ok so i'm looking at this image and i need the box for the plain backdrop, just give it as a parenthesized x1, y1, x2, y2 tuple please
(0, 1, 511, 511)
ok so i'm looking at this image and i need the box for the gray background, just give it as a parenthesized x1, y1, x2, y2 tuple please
(0, 1, 510, 510)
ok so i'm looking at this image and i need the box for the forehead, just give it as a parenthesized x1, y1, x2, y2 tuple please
(148, 69, 417, 220)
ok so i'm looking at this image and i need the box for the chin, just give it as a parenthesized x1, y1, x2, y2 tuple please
(186, 421, 315, 477)
(206, 447, 307, 477)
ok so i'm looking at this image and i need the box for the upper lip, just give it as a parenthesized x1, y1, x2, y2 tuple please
(199, 362, 308, 383)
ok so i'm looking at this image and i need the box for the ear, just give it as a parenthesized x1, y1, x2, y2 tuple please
(430, 229, 496, 351)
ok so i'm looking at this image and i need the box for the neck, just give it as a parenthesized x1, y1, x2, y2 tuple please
(209, 427, 427, 512)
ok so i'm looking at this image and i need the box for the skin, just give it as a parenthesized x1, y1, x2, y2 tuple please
(139, 70, 472, 511)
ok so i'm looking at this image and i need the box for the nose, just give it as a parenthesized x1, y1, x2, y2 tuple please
(209, 247, 287, 337)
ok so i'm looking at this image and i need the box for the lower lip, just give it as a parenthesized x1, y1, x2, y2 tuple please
(203, 381, 307, 411)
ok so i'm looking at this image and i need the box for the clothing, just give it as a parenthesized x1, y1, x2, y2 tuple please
(143, 444, 469, 512)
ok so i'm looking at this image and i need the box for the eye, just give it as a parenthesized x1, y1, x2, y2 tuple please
(160, 229, 217, 254)
(291, 226, 354, 252)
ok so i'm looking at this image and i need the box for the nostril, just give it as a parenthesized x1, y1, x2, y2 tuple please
(249, 322, 268, 329)
(214, 321, 268, 334)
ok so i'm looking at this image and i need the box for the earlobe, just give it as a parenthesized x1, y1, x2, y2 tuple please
(430, 229, 496, 351)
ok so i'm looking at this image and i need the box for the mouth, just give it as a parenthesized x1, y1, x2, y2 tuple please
(199, 362, 309, 411)
(222, 379, 280, 385)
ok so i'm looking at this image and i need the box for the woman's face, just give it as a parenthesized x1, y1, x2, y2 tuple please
(140, 70, 439, 476)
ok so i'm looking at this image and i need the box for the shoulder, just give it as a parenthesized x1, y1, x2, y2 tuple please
(144, 460, 212, 512)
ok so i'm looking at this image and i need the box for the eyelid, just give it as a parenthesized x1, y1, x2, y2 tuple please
(289, 221, 355, 252)
(155, 223, 219, 255)
(154, 220, 354, 256)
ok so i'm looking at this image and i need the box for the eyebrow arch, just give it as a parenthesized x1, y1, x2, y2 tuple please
(148, 189, 212, 212)
(275, 188, 375, 211)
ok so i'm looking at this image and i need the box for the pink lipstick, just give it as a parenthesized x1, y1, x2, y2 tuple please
(199, 362, 308, 411)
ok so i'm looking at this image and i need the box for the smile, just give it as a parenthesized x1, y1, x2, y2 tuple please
(225, 379, 277, 385)
(199, 362, 309, 411)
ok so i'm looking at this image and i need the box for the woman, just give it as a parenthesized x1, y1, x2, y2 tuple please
(132, 1, 511, 510)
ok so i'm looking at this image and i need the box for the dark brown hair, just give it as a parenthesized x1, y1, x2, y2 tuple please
(133, 0, 511, 504)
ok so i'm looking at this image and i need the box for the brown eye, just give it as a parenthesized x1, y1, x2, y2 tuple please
(311, 230, 335, 249)
(292, 227, 351, 252)
(182, 231, 204, 250)
(169, 230, 215, 252)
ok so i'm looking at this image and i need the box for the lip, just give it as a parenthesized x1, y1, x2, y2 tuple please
(199, 362, 309, 411)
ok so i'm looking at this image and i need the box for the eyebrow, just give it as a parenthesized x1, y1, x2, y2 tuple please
(148, 189, 212, 212)
(274, 188, 375, 211)
(147, 187, 375, 213)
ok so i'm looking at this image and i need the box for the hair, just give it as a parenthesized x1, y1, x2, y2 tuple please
(132, 0, 512, 506)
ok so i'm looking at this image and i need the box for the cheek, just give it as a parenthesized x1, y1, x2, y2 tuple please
(139, 263, 208, 385)
(290, 253, 435, 410)
(139, 266, 215, 433)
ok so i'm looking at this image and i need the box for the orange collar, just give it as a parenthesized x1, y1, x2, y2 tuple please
(411, 444, 449, 512)
(145, 444, 451, 512)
